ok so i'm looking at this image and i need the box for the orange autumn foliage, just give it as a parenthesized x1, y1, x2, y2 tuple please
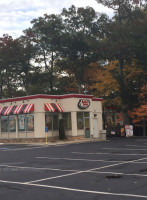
(84, 60, 145, 112)
(85, 61, 119, 94)
(128, 84, 147, 123)
(84, 61, 121, 107)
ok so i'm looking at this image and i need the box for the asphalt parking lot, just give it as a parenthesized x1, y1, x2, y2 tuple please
(0, 137, 147, 200)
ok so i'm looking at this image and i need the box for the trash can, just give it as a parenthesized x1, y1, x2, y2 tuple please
(99, 130, 106, 140)
(85, 128, 90, 138)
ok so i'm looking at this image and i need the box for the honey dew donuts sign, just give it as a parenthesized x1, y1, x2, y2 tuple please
(78, 99, 90, 109)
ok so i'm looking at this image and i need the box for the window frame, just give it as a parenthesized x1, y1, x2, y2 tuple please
(77, 112, 90, 130)
(62, 112, 72, 130)
(18, 114, 34, 132)
(45, 113, 59, 131)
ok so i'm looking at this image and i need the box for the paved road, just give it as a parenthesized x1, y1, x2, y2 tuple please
(0, 137, 147, 200)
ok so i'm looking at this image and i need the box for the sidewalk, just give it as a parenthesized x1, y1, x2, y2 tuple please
(0, 138, 107, 146)
(43, 138, 108, 146)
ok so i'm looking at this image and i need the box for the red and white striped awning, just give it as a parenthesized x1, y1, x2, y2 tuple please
(45, 103, 63, 112)
(3, 105, 14, 115)
(0, 104, 34, 115)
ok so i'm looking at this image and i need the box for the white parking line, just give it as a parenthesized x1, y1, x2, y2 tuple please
(0, 165, 78, 172)
(125, 145, 147, 148)
(102, 148, 147, 151)
(3, 146, 48, 151)
(36, 156, 124, 163)
(26, 157, 147, 184)
(36, 156, 147, 164)
(25, 171, 85, 184)
(88, 171, 147, 177)
(0, 179, 147, 199)
(72, 152, 147, 156)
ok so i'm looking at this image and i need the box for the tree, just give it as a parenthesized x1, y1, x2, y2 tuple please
(128, 84, 147, 135)
(95, 0, 147, 11)
(16, 30, 37, 95)
(58, 5, 108, 93)
(85, 60, 145, 118)
(0, 35, 19, 98)
(30, 14, 64, 94)
(95, 0, 147, 124)
(130, 10, 147, 72)
(84, 61, 120, 107)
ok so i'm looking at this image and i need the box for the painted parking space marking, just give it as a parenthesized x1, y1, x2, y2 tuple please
(125, 145, 147, 148)
(36, 156, 126, 163)
(72, 152, 147, 156)
(102, 147, 147, 151)
(0, 165, 78, 172)
(0, 147, 11, 150)
(26, 157, 147, 184)
(0, 179, 147, 199)
(36, 156, 147, 164)
(2, 163, 147, 178)
(3, 146, 49, 151)
(0, 139, 147, 199)
(25, 171, 85, 184)
(88, 171, 147, 177)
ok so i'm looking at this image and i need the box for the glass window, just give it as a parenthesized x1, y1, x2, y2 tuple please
(9, 116, 16, 132)
(26, 114, 34, 131)
(45, 114, 52, 130)
(45, 114, 59, 131)
(1, 114, 34, 133)
(84, 112, 89, 117)
(53, 115, 58, 130)
(18, 114, 34, 132)
(62, 113, 71, 130)
(85, 118, 90, 129)
(77, 112, 84, 129)
(1, 116, 9, 132)
(18, 115, 26, 131)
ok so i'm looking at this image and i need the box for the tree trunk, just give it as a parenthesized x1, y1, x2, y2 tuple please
(78, 83, 82, 94)
(118, 60, 130, 125)
(25, 72, 29, 96)
(143, 120, 146, 136)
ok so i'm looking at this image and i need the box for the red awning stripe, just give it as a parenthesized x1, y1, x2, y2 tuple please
(13, 105, 23, 114)
(51, 103, 59, 112)
(0, 104, 35, 115)
(45, 103, 63, 112)
(3, 106, 14, 115)
(55, 103, 63, 112)
(45, 103, 55, 112)
(10, 106, 17, 115)
(0, 107, 4, 114)
(0, 107, 7, 115)
(23, 104, 34, 113)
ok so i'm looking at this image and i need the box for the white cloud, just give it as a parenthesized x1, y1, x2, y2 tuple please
(0, 0, 113, 38)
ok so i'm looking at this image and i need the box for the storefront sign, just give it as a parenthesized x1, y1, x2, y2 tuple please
(78, 99, 90, 109)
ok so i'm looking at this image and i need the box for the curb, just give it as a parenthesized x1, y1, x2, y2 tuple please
(0, 139, 108, 146)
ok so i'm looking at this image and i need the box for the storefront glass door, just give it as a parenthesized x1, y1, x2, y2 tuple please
(84, 117, 90, 138)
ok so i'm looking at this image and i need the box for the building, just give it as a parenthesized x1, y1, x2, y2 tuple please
(0, 94, 104, 141)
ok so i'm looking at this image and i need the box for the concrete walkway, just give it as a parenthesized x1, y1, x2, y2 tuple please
(0, 138, 107, 146)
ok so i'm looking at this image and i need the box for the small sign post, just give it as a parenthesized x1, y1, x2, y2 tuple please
(45, 127, 48, 145)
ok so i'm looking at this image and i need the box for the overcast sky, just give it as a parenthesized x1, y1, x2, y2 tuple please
(0, 0, 113, 38)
